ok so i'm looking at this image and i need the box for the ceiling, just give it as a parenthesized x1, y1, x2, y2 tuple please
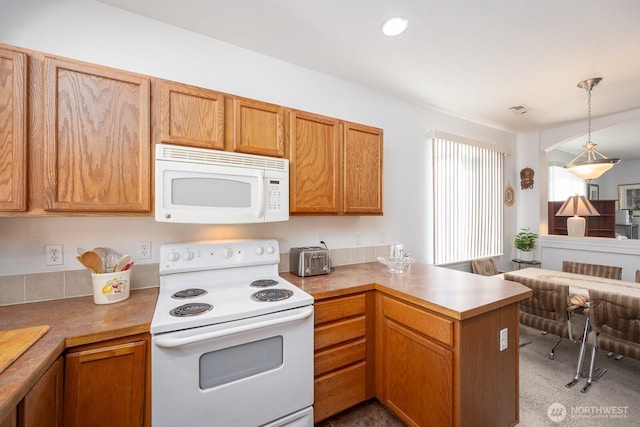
(97, 0, 640, 156)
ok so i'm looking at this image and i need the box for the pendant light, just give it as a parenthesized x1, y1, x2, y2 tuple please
(564, 77, 620, 180)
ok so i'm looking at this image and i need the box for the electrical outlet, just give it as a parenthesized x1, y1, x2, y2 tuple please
(46, 244, 64, 266)
(499, 328, 508, 351)
(137, 241, 152, 260)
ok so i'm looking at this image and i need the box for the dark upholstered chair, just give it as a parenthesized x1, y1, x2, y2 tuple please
(561, 261, 622, 280)
(580, 290, 640, 393)
(470, 258, 500, 276)
(504, 273, 585, 359)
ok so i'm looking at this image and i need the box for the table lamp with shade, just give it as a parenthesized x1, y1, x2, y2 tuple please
(555, 194, 600, 237)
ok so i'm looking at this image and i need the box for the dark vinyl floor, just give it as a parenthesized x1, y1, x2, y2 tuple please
(316, 399, 406, 427)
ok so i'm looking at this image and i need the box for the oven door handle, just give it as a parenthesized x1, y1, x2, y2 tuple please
(154, 306, 313, 348)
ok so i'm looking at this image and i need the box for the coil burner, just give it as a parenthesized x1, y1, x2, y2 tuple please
(250, 279, 279, 288)
(170, 303, 213, 317)
(251, 289, 294, 302)
(172, 288, 208, 299)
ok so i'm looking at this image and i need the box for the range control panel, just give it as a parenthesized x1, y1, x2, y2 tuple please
(159, 239, 279, 275)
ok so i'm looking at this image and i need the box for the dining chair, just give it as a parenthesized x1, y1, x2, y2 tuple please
(504, 274, 585, 359)
(470, 257, 501, 276)
(580, 290, 640, 393)
(561, 261, 622, 280)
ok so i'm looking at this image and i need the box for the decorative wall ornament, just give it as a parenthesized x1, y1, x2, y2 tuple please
(504, 183, 515, 207)
(520, 168, 534, 190)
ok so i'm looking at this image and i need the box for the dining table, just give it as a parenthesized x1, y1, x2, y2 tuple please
(500, 267, 640, 298)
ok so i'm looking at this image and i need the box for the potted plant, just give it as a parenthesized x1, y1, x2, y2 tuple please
(514, 228, 538, 261)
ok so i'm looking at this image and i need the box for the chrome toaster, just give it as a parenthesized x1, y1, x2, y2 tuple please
(290, 246, 332, 277)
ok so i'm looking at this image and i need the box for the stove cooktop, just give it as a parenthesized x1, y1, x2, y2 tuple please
(151, 239, 314, 335)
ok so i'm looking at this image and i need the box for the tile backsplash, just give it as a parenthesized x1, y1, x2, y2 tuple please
(0, 245, 392, 306)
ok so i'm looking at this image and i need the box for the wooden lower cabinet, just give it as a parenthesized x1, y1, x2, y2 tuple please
(313, 292, 375, 423)
(0, 408, 16, 427)
(18, 356, 64, 427)
(63, 334, 150, 427)
(376, 294, 520, 427)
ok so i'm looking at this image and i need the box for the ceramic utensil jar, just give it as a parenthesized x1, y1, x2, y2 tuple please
(91, 269, 131, 304)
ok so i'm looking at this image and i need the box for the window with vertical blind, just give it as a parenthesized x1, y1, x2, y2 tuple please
(432, 134, 505, 265)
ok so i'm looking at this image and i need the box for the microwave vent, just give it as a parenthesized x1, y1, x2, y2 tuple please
(157, 144, 288, 171)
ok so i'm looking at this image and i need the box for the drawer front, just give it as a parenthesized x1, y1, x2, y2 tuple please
(315, 293, 366, 325)
(383, 296, 454, 346)
(314, 362, 366, 423)
(314, 316, 366, 350)
(314, 339, 366, 378)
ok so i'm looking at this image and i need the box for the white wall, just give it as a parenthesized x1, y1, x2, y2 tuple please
(541, 235, 640, 282)
(0, 0, 517, 275)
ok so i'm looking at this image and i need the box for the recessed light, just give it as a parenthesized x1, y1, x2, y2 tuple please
(382, 17, 408, 37)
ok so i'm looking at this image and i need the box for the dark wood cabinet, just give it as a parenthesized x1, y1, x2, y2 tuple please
(17, 357, 63, 427)
(548, 199, 616, 237)
(64, 334, 149, 427)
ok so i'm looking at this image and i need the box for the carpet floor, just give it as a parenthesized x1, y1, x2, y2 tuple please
(518, 323, 640, 426)
(317, 323, 640, 426)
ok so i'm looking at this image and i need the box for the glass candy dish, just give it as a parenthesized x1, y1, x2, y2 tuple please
(377, 255, 415, 274)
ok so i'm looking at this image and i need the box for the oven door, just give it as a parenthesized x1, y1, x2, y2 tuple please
(152, 306, 314, 427)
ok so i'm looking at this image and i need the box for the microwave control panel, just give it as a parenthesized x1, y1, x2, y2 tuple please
(268, 179, 284, 211)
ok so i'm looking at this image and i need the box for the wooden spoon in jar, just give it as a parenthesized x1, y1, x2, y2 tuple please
(80, 251, 103, 274)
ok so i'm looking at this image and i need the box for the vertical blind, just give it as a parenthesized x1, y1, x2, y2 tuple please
(433, 136, 504, 265)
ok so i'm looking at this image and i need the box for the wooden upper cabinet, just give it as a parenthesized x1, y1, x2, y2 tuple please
(231, 97, 285, 157)
(44, 57, 151, 212)
(343, 122, 383, 214)
(157, 80, 224, 150)
(0, 47, 27, 211)
(289, 110, 340, 213)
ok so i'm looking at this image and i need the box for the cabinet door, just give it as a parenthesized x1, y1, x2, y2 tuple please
(44, 58, 151, 212)
(0, 47, 27, 211)
(343, 122, 382, 214)
(289, 111, 340, 213)
(232, 97, 285, 157)
(157, 80, 224, 150)
(0, 407, 16, 427)
(64, 340, 147, 427)
(18, 357, 63, 427)
(379, 296, 453, 427)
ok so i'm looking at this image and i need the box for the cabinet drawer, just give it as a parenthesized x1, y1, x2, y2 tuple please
(314, 339, 366, 378)
(314, 362, 366, 423)
(315, 316, 366, 351)
(315, 293, 366, 325)
(383, 296, 453, 346)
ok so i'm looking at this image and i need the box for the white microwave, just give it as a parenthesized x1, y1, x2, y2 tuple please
(155, 144, 289, 224)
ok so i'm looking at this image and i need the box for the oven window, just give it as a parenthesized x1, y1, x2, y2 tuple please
(199, 336, 283, 389)
(172, 177, 251, 207)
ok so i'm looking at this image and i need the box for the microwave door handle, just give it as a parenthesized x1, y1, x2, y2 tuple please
(154, 306, 313, 348)
(256, 170, 265, 219)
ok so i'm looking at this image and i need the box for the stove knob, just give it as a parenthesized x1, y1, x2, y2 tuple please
(182, 250, 194, 261)
(168, 251, 180, 262)
(256, 246, 265, 255)
(222, 247, 233, 259)
(266, 245, 275, 254)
